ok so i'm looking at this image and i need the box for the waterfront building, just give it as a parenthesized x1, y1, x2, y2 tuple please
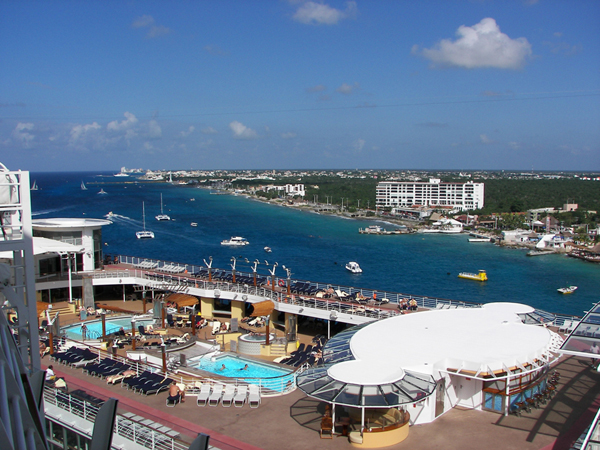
(376, 178, 484, 211)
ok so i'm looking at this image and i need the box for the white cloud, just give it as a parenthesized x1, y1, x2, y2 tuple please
(352, 138, 365, 152)
(306, 84, 326, 93)
(508, 141, 520, 150)
(417, 18, 532, 69)
(125, 129, 137, 141)
(229, 121, 258, 140)
(12, 122, 35, 145)
(180, 126, 195, 137)
(201, 126, 218, 135)
(336, 82, 359, 95)
(132, 15, 155, 28)
(281, 132, 297, 139)
(147, 25, 171, 39)
(480, 134, 493, 144)
(70, 122, 100, 142)
(293, 1, 357, 25)
(148, 119, 162, 138)
(107, 112, 138, 132)
(132, 15, 171, 38)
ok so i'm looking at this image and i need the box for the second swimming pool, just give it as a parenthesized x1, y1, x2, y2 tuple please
(61, 316, 153, 340)
(193, 354, 292, 379)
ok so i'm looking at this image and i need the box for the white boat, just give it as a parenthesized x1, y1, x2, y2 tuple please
(136, 202, 155, 239)
(81, 181, 87, 190)
(468, 238, 490, 242)
(557, 286, 577, 294)
(31, 180, 38, 191)
(221, 236, 249, 246)
(345, 261, 362, 274)
(114, 172, 129, 177)
(155, 193, 171, 221)
(191, 222, 198, 227)
(264, 247, 272, 253)
(98, 188, 107, 195)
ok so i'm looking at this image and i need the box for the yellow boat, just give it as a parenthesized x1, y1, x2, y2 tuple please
(458, 270, 488, 282)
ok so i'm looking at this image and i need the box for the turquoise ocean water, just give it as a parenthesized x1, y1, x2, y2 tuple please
(30, 172, 599, 317)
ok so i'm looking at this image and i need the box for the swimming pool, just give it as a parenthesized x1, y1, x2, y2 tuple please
(191, 354, 294, 392)
(61, 316, 153, 340)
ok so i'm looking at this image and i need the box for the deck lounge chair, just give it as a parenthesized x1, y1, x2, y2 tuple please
(234, 385, 248, 407)
(208, 384, 224, 406)
(196, 385, 211, 406)
(221, 385, 236, 407)
(248, 385, 261, 408)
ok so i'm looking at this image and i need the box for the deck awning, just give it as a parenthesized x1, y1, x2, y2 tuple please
(166, 293, 199, 308)
(248, 300, 274, 317)
(0, 236, 84, 259)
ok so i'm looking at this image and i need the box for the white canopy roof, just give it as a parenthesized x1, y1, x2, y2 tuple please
(329, 302, 558, 385)
(0, 237, 84, 259)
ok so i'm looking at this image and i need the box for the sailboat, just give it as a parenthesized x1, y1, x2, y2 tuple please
(155, 193, 171, 221)
(136, 202, 155, 239)
(81, 181, 87, 190)
(31, 180, 38, 191)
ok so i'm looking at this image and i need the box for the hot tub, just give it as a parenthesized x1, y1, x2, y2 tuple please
(237, 333, 276, 355)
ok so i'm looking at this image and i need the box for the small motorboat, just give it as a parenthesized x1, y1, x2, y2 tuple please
(98, 188, 107, 195)
(557, 286, 577, 294)
(264, 247, 272, 253)
(345, 261, 362, 274)
(458, 270, 487, 282)
(191, 222, 198, 227)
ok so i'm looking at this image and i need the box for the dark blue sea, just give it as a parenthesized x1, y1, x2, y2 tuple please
(30, 171, 599, 317)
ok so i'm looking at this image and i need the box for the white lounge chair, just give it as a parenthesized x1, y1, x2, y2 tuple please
(335, 289, 348, 299)
(248, 384, 261, 408)
(221, 385, 236, 407)
(211, 322, 221, 335)
(234, 385, 248, 407)
(196, 384, 211, 407)
(208, 384, 224, 406)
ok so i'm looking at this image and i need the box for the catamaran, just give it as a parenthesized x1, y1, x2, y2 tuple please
(136, 202, 155, 239)
(155, 193, 171, 221)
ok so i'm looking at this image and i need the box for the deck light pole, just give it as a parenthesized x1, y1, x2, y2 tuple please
(268, 263, 278, 293)
(252, 260, 259, 287)
(283, 265, 292, 295)
(230, 256, 237, 284)
(203, 256, 213, 282)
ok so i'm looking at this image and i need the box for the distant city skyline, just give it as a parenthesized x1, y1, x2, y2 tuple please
(1, 1, 599, 172)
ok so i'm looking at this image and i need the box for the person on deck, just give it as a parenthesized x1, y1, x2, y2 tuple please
(167, 380, 185, 404)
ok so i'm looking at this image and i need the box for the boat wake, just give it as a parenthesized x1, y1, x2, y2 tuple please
(32, 206, 75, 216)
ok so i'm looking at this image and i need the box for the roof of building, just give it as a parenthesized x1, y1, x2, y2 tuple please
(32, 217, 112, 229)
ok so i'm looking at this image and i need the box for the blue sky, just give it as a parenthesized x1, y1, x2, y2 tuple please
(1, 1, 599, 172)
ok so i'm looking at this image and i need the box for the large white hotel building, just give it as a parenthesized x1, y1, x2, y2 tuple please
(376, 178, 485, 211)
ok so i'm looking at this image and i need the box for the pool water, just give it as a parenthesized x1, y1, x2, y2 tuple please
(194, 354, 292, 379)
(62, 317, 153, 340)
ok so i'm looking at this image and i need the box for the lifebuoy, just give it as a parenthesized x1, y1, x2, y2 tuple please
(278, 279, 285, 287)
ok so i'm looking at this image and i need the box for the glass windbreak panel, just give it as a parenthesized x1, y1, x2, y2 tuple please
(493, 395, 503, 411)
(333, 384, 362, 406)
(591, 305, 600, 314)
(404, 371, 437, 394)
(380, 384, 402, 406)
(314, 381, 347, 402)
(562, 335, 600, 356)
(484, 392, 494, 409)
(583, 315, 600, 325)
(362, 385, 389, 407)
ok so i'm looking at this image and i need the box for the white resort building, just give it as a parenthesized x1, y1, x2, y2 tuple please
(376, 178, 484, 211)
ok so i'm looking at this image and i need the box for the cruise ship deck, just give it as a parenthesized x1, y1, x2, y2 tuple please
(43, 348, 599, 450)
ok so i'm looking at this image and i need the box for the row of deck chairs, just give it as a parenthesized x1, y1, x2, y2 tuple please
(122, 370, 173, 395)
(51, 347, 97, 367)
(196, 383, 260, 408)
(135, 260, 158, 269)
(83, 358, 131, 379)
(158, 264, 186, 274)
(290, 282, 320, 296)
(280, 341, 321, 367)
